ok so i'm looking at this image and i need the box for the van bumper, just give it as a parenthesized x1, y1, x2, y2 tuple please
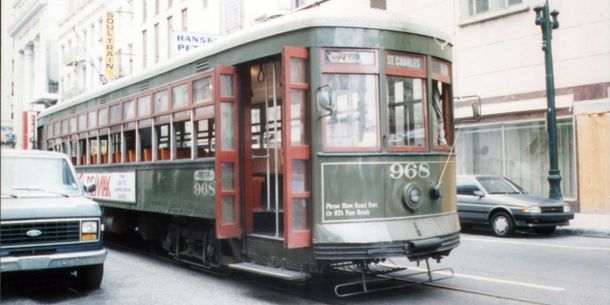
(0, 249, 107, 272)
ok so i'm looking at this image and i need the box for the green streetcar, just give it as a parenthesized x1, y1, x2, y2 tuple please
(38, 6, 461, 296)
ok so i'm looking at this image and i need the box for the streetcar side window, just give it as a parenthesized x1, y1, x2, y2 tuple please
(124, 129, 136, 163)
(139, 121, 153, 162)
(195, 118, 215, 157)
(173, 118, 192, 159)
(99, 133, 109, 164)
(110, 132, 121, 163)
(70, 138, 78, 165)
(78, 138, 87, 165)
(431, 58, 453, 149)
(156, 122, 170, 160)
(89, 133, 98, 165)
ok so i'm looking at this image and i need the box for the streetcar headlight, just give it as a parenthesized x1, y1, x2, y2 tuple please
(81, 221, 99, 241)
(409, 187, 422, 204)
(563, 205, 571, 213)
(521, 206, 541, 214)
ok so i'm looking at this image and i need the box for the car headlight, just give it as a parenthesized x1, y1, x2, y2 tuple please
(82, 221, 98, 233)
(521, 206, 541, 213)
(563, 205, 571, 213)
(81, 221, 99, 241)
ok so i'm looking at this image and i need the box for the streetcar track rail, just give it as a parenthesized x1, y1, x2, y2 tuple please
(106, 237, 554, 304)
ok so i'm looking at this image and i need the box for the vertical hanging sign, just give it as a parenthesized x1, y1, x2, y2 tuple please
(104, 11, 115, 81)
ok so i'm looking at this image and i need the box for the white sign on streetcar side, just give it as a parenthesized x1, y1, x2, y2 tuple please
(78, 172, 136, 203)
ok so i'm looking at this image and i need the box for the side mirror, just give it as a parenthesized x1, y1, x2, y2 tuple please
(83, 183, 96, 193)
(472, 100, 481, 119)
(473, 190, 485, 197)
(316, 84, 335, 114)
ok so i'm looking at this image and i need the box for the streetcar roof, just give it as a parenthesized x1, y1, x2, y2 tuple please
(40, 4, 451, 118)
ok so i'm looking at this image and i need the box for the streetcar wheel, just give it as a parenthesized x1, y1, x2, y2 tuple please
(78, 264, 104, 291)
(535, 226, 556, 235)
(490, 211, 514, 237)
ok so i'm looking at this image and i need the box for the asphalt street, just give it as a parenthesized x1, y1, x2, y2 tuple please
(2, 230, 609, 305)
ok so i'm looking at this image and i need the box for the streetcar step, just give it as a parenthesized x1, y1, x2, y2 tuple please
(228, 262, 309, 281)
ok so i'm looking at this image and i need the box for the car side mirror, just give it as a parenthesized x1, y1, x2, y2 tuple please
(83, 183, 96, 193)
(473, 190, 485, 197)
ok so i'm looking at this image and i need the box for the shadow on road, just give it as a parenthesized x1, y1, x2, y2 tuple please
(1, 270, 94, 304)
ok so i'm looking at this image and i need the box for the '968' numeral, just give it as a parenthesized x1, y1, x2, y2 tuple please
(389, 163, 431, 179)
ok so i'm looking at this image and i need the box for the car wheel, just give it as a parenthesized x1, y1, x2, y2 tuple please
(535, 226, 556, 235)
(78, 264, 104, 291)
(490, 211, 515, 237)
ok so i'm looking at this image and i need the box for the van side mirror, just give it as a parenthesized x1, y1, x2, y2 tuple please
(316, 84, 335, 115)
(83, 183, 96, 193)
(473, 190, 485, 197)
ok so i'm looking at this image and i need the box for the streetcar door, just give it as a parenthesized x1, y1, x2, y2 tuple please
(282, 46, 311, 248)
(215, 66, 241, 239)
(244, 59, 285, 239)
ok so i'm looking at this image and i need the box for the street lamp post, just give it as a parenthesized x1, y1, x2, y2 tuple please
(534, 1, 562, 200)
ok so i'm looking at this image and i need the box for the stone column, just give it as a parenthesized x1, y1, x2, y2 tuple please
(23, 45, 34, 104)
(13, 49, 24, 149)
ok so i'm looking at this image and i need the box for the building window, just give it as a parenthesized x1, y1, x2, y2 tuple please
(154, 23, 159, 64)
(370, 0, 386, 10)
(460, 0, 525, 22)
(167, 16, 173, 57)
(143, 0, 147, 22)
(142, 30, 147, 69)
(181, 8, 188, 31)
(128, 43, 134, 74)
(456, 118, 576, 199)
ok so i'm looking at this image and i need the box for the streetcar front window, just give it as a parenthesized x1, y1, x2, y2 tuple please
(322, 74, 378, 150)
(386, 76, 426, 148)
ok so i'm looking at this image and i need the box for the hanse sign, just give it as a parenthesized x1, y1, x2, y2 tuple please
(171, 32, 219, 56)
(78, 172, 136, 203)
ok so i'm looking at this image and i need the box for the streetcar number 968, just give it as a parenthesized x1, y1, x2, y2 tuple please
(389, 163, 431, 179)
(193, 182, 216, 197)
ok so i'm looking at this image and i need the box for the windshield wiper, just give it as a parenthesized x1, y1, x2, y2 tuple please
(488, 191, 509, 194)
(1, 192, 18, 198)
(10, 188, 71, 198)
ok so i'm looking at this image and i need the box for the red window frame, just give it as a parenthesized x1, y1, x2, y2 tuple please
(384, 51, 429, 152)
(431, 57, 453, 151)
(320, 48, 381, 152)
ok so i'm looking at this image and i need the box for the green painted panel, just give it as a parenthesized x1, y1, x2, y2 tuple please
(320, 156, 456, 223)
(137, 165, 216, 218)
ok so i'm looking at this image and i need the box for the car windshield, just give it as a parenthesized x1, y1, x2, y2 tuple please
(476, 176, 521, 194)
(1, 156, 80, 197)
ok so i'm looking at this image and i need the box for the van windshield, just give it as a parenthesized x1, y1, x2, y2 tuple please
(1, 156, 80, 197)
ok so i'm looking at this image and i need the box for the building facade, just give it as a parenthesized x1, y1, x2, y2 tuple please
(56, 0, 313, 102)
(5, 0, 69, 149)
(391, 0, 610, 213)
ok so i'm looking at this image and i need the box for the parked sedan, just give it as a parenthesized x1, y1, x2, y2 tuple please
(456, 175, 574, 237)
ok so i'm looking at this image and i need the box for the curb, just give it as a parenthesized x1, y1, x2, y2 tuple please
(555, 228, 610, 238)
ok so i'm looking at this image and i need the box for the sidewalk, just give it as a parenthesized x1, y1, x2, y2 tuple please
(556, 213, 610, 238)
